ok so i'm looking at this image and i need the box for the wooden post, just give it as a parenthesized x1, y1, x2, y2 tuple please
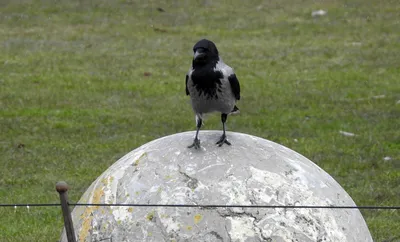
(56, 181, 77, 242)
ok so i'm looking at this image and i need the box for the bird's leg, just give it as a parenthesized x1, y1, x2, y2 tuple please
(216, 113, 231, 146)
(188, 115, 202, 149)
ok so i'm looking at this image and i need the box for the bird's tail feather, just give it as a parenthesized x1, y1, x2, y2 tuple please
(230, 105, 240, 115)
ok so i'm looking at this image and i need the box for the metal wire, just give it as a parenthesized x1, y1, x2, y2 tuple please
(1, 203, 399, 210)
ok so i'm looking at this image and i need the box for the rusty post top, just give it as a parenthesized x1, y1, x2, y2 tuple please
(56, 181, 69, 193)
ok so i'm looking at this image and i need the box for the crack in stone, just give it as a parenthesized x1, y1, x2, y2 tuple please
(216, 207, 260, 222)
(224, 224, 232, 241)
(248, 212, 265, 241)
(260, 231, 271, 241)
(178, 165, 199, 190)
(242, 211, 262, 224)
(208, 231, 224, 241)
(216, 204, 268, 241)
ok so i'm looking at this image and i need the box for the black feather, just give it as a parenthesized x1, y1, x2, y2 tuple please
(185, 74, 189, 95)
(231, 105, 239, 113)
(191, 68, 223, 98)
(228, 74, 240, 100)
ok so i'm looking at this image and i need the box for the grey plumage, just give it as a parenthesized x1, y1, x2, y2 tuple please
(187, 61, 236, 114)
(186, 39, 241, 149)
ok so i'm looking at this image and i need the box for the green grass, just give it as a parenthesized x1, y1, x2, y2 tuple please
(0, 0, 399, 241)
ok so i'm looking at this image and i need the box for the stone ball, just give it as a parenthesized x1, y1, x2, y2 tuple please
(61, 131, 372, 242)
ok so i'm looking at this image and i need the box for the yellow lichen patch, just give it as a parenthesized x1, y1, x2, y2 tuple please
(128, 207, 134, 213)
(78, 187, 105, 241)
(134, 152, 147, 166)
(100, 176, 114, 186)
(92, 187, 105, 209)
(146, 210, 155, 221)
(194, 214, 202, 224)
(187, 226, 193, 231)
(100, 177, 108, 185)
(79, 211, 92, 242)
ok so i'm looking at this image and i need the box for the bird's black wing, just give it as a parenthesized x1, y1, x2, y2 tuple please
(185, 74, 189, 95)
(228, 74, 240, 100)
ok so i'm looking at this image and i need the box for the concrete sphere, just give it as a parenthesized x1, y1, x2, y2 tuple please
(61, 131, 372, 242)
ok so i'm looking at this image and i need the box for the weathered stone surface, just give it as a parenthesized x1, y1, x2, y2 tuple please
(61, 131, 372, 242)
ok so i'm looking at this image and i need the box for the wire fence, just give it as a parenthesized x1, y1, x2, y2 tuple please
(2, 203, 400, 210)
(0, 181, 399, 242)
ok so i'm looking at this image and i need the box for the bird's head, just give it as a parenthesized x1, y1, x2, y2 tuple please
(192, 39, 219, 65)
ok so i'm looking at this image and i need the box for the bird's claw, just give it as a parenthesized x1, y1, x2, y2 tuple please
(216, 135, 231, 147)
(188, 138, 201, 149)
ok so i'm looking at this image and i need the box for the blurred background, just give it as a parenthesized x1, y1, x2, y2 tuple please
(0, 0, 399, 241)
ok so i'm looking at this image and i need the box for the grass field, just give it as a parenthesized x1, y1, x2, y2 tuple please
(0, 0, 399, 241)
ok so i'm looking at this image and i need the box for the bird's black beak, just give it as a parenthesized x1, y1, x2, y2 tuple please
(194, 49, 206, 62)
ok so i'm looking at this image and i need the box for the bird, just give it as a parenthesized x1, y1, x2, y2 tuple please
(185, 39, 241, 149)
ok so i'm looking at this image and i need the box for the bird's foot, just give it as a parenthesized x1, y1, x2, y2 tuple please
(216, 134, 231, 147)
(188, 138, 201, 149)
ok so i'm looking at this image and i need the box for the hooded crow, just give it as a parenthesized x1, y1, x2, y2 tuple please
(186, 39, 241, 149)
